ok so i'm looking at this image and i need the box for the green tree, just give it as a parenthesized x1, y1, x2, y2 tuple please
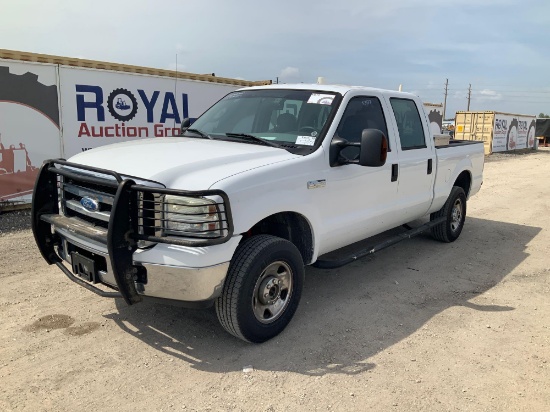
(539, 113, 550, 118)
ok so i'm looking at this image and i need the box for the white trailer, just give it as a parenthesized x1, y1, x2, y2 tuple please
(0, 49, 270, 204)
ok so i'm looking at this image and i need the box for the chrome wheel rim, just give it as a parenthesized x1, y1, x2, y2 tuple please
(450, 198, 463, 232)
(252, 261, 293, 324)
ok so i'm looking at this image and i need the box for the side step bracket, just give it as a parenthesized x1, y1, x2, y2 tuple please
(313, 217, 446, 269)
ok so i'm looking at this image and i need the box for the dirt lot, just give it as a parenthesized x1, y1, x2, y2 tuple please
(1, 151, 549, 411)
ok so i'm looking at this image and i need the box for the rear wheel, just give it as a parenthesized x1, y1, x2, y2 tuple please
(430, 186, 466, 243)
(215, 235, 304, 343)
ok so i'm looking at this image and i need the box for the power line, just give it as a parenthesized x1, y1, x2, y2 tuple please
(471, 91, 550, 95)
(406, 85, 550, 94)
(419, 92, 550, 100)
(407, 80, 550, 111)
(473, 100, 550, 104)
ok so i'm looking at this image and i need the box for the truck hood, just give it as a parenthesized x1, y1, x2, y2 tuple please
(69, 137, 298, 190)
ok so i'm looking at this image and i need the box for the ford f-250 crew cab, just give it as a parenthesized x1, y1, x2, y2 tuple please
(32, 84, 484, 343)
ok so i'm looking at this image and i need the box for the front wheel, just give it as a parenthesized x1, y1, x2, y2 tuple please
(430, 186, 466, 243)
(215, 235, 304, 343)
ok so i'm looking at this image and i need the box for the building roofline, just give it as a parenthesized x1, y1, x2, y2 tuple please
(0, 49, 271, 87)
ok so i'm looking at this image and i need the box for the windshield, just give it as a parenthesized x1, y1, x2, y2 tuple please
(188, 89, 340, 150)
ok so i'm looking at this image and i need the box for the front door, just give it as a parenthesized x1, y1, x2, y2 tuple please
(316, 95, 400, 255)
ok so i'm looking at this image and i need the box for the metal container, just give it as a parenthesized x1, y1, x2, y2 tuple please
(455, 111, 537, 155)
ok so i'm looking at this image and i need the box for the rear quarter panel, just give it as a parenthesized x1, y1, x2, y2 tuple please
(431, 142, 484, 212)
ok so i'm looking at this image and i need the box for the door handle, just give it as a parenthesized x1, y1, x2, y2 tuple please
(391, 164, 398, 182)
(427, 159, 433, 175)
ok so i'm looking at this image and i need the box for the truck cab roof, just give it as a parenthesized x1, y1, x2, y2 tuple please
(240, 83, 419, 99)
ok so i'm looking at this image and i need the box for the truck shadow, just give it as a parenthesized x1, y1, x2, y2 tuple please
(104, 217, 540, 376)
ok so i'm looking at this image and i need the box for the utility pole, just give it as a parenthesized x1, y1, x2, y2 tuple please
(442, 78, 448, 120)
(467, 84, 472, 111)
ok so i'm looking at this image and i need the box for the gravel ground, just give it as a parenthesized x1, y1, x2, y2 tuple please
(0, 209, 31, 235)
(0, 151, 549, 411)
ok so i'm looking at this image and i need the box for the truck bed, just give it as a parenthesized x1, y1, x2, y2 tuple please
(435, 139, 485, 149)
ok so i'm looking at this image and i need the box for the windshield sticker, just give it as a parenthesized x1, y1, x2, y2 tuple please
(307, 93, 334, 105)
(296, 135, 316, 146)
(225, 92, 244, 99)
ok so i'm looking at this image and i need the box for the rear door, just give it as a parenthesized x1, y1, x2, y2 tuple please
(386, 97, 436, 220)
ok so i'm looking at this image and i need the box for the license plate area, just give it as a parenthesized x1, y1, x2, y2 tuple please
(71, 252, 98, 283)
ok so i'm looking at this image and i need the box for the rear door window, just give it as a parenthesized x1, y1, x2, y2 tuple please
(390, 98, 426, 150)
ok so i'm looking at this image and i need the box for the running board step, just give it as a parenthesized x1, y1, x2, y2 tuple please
(312, 217, 446, 269)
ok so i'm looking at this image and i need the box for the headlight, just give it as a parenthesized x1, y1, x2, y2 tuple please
(163, 195, 221, 238)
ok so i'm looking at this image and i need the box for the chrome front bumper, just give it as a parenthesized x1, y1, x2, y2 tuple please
(57, 229, 230, 303)
(139, 262, 229, 301)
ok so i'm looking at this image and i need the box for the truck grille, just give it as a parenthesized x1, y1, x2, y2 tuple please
(60, 178, 164, 242)
(62, 180, 116, 229)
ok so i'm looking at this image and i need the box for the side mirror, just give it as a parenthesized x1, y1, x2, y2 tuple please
(180, 118, 192, 135)
(330, 129, 388, 167)
(358, 129, 388, 167)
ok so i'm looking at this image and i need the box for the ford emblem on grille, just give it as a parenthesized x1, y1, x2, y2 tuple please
(80, 196, 100, 212)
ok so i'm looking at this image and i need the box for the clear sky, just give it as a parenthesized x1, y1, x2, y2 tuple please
(1, 0, 549, 119)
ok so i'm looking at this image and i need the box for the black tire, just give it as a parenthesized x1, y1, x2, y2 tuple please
(215, 235, 304, 343)
(430, 186, 467, 243)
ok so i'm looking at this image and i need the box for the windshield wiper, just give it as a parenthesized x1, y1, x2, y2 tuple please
(225, 133, 282, 148)
(184, 128, 214, 140)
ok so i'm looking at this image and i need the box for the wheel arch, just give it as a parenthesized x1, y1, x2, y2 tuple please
(241, 211, 315, 265)
(453, 169, 472, 198)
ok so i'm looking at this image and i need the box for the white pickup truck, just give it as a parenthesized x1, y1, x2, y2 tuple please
(32, 84, 484, 343)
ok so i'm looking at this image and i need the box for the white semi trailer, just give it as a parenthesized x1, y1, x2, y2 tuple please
(0, 49, 270, 204)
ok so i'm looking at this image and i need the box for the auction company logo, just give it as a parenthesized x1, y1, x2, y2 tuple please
(494, 119, 508, 134)
(75, 85, 191, 139)
(107, 88, 138, 122)
(518, 120, 528, 133)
